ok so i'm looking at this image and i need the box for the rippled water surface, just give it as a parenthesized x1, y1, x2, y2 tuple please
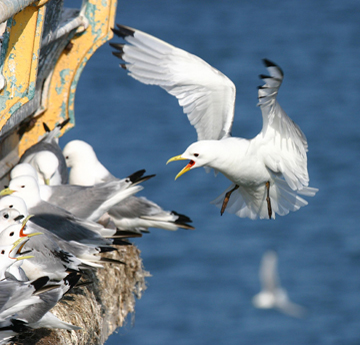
(62, 1, 360, 344)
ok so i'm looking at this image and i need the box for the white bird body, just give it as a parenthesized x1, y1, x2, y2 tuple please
(112, 25, 318, 220)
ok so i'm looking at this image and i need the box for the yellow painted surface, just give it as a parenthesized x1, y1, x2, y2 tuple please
(0, 4, 45, 127)
(18, 0, 118, 156)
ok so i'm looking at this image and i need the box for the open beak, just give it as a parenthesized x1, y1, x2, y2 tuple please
(0, 187, 15, 196)
(166, 155, 195, 180)
(9, 237, 32, 260)
(19, 215, 42, 238)
(10, 231, 42, 260)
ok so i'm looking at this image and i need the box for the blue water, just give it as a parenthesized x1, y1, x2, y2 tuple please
(61, 1, 360, 344)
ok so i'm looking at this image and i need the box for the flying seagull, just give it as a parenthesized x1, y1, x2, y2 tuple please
(111, 24, 318, 220)
(252, 250, 306, 318)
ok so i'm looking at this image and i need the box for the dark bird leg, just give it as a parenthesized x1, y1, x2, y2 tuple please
(266, 181, 272, 219)
(221, 185, 239, 216)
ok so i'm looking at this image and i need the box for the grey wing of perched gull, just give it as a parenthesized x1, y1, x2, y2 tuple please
(0, 177, 117, 247)
(1, 273, 81, 331)
(43, 170, 151, 222)
(0, 197, 125, 268)
(63, 139, 195, 231)
(108, 195, 194, 232)
(19, 120, 70, 185)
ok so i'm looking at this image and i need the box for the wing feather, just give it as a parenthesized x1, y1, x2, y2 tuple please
(257, 59, 309, 190)
(113, 24, 236, 141)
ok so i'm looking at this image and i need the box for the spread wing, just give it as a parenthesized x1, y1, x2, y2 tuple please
(111, 24, 236, 141)
(257, 59, 310, 190)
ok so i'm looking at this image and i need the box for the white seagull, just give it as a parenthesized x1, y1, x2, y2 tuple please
(19, 120, 70, 185)
(63, 139, 195, 232)
(111, 24, 318, 220)
(252, 250, 306, 318)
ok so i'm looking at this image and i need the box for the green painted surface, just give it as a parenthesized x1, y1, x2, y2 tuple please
(55, 68, 71, 95)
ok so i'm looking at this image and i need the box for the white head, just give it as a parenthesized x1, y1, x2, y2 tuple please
(0, 195, 29, 215)
(166, 141, 219, 179)
(63, 140, 110, 185)
(2, 176, 41, 208)
(0, 208, 24, 232)
(11, 163, 38, 181)
(63, 140, 98, 169)
(32, 151, 60, 185)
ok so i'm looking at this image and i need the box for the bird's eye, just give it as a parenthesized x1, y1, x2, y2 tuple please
(1, 250, 4, 255)
(21, 185, 25, 188)
(65, 156, 69, 159)
(194, 153, 199, 157)
(4, 214, 8, 219)
(9, 232, 14, 236)
(9, 205, 13, 208)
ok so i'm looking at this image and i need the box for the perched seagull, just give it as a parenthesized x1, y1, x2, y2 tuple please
(0, 220, 83, 281)
(0, 273, 81, 333)
(0, 196, 126, 269)
(21, 151, 62, 186)
(0, 176, 137, 246)
(252, 250, 306, 318)
(19, 120, 70, 185)
(63, 140, 195, 232)
(11, 163, 149, 223)
(111, 24, 318, 220)
(0, 234, 36, 280)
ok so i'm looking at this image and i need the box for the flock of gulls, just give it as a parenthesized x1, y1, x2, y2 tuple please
(0, 24, 318, 342)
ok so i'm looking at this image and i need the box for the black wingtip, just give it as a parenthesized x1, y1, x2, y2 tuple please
(112, 24, 135, 39)
(99, 246, 118, 253)
(112, 238, 132, 246)
(127, 169, 156, 185)
(31, 276, 50, 291)
(42, 122, 51, 132)
(58, 118, 71, 129)
(64, 271, 82, 290)
(262, 58, 277, 68)
(171, 211, 195, 230)
(109, 42, 124, 51)
(112, 51, 124, 60)
(259, 74, 272, 80)
(262, 58, 284, 76)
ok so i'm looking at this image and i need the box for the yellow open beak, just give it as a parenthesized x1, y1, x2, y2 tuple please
(0, 187, 15, 196)
(10, 231, 42, 260)
(166, 155, 195, 180)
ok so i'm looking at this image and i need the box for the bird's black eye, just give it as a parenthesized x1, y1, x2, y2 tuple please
(1, 250, 4, 255)
(9, 205, 13, 208)
(21, 185, 25, 188)
(65, 156, 69, 159)
(194, 153, 199, 157)
(9, 232, 14, 236)
(4, 214, 8, 219)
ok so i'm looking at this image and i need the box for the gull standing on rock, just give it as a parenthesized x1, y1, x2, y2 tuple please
(111, 24, 318, 220)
